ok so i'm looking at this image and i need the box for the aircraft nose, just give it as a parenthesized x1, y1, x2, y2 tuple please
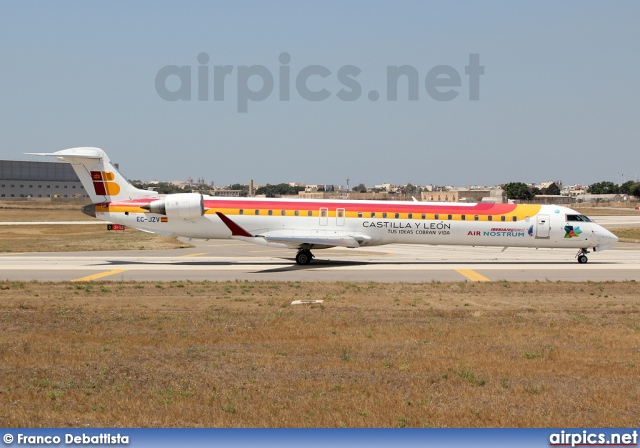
(600, 227, 618, 244)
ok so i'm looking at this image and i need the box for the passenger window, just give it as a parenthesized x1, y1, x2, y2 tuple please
(281, 210, 286, 216)
(321, 210, 327, 217)
(255, 210, 260, 215)
(501, 216, 506, 222)
(447, 214, 452, 220)
(408, 213, 413, 219)
(239, 209, 244, 215)
(358, 212, 362, 218)
(268, 210, 273, 215)
(474, 215, 479, 221)
(421, 213, 426, 219)
(382, 212, 387, 218)
(512, 216, 517, 222)
(307, 211, 312, 216)
(295, 210, 299, 216)
(371, 212, 376, 218)
(338, 211, 343, 217)
(395, 213, 399, 219)
(434, 214, 439, 220)
(488, 216, 493, 221)
(461, 215, 466, 221)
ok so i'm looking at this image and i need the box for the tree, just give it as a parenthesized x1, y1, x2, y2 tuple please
(619, 180, 635, 195)
(541, 182, 561, 195)
(255, 183, 305, 197)
(588, 181, 618, 194)
(629, 182, 640, 198)
(131, 181, 189, 194)
(352, 183, 367, 193)
(503, 182, 534, 201)
(402, 183, 417, 196)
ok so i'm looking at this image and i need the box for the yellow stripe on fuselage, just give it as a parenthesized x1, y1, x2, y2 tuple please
(99, 203, 543, 223)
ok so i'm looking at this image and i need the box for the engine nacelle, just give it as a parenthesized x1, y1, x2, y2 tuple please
(142, 193, 204, 220)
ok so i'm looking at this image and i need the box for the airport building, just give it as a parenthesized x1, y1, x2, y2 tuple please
(0, 159, 89, 199)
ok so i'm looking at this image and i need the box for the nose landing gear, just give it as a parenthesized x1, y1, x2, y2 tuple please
(576, 248, 590, 264)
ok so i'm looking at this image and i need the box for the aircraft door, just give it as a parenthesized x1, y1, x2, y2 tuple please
(536, 215, 550, 238)
(336, 208, 345, 226)
(319, 207, 328, 226)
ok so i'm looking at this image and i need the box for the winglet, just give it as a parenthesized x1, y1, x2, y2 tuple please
(215, 212, 253, 237)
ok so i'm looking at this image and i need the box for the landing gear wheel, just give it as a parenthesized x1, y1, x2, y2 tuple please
(295, 250, 313, 265)
(576, 248, 590, 264)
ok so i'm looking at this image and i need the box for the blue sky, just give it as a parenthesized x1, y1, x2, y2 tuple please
(1, 1, 638, 187)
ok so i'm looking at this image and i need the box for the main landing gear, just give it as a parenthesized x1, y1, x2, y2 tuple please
(295, 249, 314, 265)
(576, 248, 589, 264)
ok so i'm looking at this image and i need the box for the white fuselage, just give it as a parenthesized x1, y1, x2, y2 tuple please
(96, 196, 618, 252)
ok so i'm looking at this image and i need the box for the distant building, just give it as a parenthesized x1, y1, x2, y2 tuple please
(421, 191, 458, 202)
(529, 194, 573, 205)
(578, 194, 625, 203)
(0, 159, 89, 199)
(211, 189, 242, 197)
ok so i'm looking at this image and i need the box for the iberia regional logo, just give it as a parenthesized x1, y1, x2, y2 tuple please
(90, 171, 120, 196)
(564, 225, 582, 238)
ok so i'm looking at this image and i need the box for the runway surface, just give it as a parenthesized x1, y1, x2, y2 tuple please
(1, 238, 639, 282)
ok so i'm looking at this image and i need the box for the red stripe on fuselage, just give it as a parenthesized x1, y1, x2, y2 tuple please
(105, 198, 519, 215)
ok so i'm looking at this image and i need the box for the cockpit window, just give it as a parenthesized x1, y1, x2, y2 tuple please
(567, 214, 592, 222)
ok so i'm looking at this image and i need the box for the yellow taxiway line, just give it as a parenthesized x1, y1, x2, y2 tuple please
(71, 269, 127, 282)
(456, 269, 490, 282)
(179, 252, 209, 258)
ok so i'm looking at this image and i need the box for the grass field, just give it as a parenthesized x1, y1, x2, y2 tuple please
(613, 228, 640, 243)
(574, 208, 640, 216)
(0, 202, 90, 221)
(0, 201, 192, 252)
(0, 280, 638, 427)
(0, 225, 192, 252)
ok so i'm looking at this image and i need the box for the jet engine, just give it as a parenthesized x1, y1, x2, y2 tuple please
(142, 193, 205, 220)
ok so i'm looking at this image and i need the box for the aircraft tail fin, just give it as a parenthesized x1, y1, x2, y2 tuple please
(26, 147, 157, 203)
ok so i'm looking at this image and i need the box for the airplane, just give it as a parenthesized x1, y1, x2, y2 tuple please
(28, 147, 618, 265)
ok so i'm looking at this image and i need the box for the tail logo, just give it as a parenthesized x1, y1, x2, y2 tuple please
(90, 171, 121, 196)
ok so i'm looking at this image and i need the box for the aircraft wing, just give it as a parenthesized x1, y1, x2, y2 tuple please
(215, 212, 370, 249)
(263, 235, 362, 249)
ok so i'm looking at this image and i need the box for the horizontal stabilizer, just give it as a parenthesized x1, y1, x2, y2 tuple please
(26, 147, 109, 161)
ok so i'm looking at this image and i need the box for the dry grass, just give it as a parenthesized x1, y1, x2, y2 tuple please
(0, 201, 91, 221)
(574, 207, 640, 216)
(612, 228, 640, 243)
(0, 225, 192, 252)
(0, 280, 638, 428)
(0, 207, 90, 222)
